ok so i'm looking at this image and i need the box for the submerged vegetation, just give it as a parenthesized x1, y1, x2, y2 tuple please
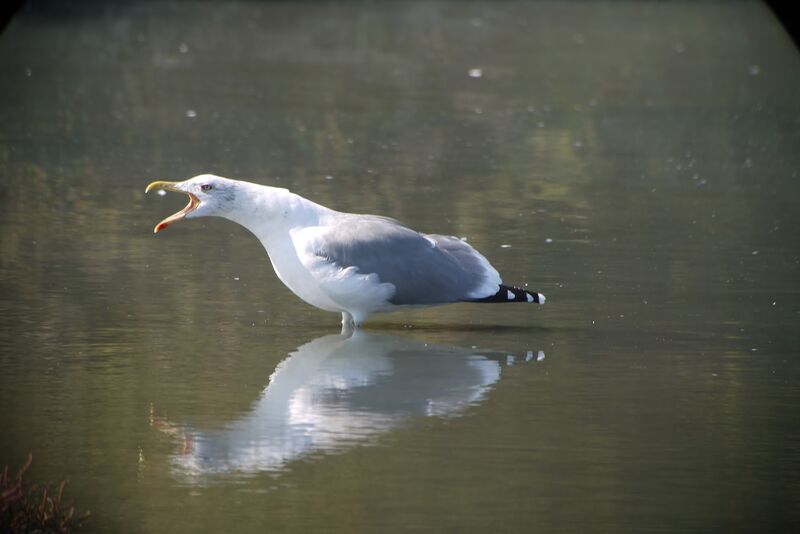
(1, 454, 89, 533)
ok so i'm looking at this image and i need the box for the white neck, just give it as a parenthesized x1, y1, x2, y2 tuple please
(215, 181, 342, 313)
(221, 182, 334, 244)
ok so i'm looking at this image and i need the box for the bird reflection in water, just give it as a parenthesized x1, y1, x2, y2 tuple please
(150, 332, 545, 479)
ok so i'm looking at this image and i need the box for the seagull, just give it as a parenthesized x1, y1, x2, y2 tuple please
(146, 174, 545, 330)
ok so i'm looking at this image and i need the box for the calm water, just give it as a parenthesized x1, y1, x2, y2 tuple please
(1, 1, 799, 532)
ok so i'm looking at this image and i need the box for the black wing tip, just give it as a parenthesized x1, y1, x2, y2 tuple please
(467, 285, 545, 304)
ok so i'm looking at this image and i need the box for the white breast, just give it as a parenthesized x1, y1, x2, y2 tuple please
(289, 225, 397, 318)
(259, 231, 342, 313)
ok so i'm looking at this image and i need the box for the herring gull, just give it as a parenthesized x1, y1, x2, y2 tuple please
(146, 174, 545, 329)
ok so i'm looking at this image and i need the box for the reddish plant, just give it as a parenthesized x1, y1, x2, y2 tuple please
(1, 454, 90, 533)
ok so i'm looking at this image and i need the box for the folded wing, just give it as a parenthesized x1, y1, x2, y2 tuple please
(297, 215, 502, 306)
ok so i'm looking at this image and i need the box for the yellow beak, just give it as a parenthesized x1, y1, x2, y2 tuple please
(145, 180, 182, 194)
(145, 181, 200, 233)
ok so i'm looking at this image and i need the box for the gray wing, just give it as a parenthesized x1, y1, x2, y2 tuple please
(315, 215, 501, 305)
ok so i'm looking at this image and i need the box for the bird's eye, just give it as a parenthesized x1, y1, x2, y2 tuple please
(200, 184, 213, 192)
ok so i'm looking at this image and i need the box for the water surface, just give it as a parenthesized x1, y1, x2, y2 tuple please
(1, 1, 798, 532)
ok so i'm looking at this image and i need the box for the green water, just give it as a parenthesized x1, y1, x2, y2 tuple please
(1, 1, 798, 532)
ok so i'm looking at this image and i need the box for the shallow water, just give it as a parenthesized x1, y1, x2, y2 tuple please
(1, 1, 799, 532)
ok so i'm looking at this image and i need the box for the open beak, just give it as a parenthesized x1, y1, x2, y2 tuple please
(145, 181, 201, 233)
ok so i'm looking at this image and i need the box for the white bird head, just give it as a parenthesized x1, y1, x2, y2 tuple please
(145, 174, 239, 232)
